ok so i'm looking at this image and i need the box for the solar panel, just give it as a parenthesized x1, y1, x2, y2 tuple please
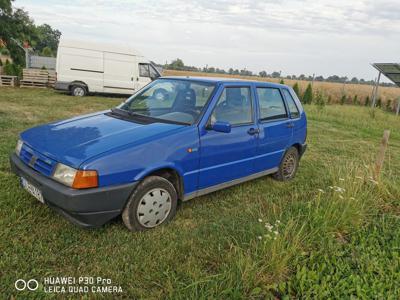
(372, 63, 400, 87)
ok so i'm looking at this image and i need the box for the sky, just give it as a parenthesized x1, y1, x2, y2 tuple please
(15, 0, 400, 81)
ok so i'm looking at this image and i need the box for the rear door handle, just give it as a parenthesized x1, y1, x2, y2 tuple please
(247, 128, 260, 135)
(286, 122, 294, 128)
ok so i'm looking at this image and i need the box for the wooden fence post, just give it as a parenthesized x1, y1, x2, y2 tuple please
(374, 130, 390, 180)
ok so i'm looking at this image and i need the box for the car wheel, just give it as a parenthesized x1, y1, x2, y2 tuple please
(122, 176, 177, 231)
(71, 85, 87, 97)
(273, 146, 299, 181)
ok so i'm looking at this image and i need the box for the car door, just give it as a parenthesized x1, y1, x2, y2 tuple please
(281, 88, 306, 144)
(198, 85, 258, 189)
(254, 86, 293, 173)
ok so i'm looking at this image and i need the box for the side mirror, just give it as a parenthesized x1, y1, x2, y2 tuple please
(211, 121, 231, 133)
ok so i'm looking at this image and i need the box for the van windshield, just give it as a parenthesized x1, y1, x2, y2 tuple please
(118, 79, 216, 125)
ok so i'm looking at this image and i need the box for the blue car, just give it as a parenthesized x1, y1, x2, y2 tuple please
(10, 77, 307, 231)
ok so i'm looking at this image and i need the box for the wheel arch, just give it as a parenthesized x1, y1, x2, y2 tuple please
(69, 81, 89, 92)
(135, 167, 184, 200)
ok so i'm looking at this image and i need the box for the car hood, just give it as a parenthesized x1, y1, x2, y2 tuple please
(20, 111, 186, 168)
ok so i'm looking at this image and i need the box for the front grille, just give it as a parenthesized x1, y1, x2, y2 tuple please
(19, 144, 57, 177)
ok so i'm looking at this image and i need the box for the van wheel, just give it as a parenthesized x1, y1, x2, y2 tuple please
(122, 176, 177, 231)
(71, 85, 87, 97)
(273, 147, 299, 181)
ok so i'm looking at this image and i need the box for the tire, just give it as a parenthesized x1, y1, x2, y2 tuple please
(273, 147, 299, 181)
(122, 176, 178, 231)
(71, 85, 87, 97)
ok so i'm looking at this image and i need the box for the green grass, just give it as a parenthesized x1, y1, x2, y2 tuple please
(0, 87, 399, 299)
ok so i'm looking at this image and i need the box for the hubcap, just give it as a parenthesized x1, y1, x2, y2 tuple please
(282, 153, 296, 179)
(73, 87, 85, 96)
(136, 188, 172, 228)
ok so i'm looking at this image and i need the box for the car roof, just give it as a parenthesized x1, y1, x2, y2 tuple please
(161, 76, 289, 89)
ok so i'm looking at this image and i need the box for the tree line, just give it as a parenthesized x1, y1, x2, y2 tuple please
(163, 58, 394, 87)
(0, 0, 61, 76)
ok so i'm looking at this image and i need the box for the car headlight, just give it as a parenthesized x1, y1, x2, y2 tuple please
(53, 163, 98, 189)
(15, 139, 23, 156)
(53, 163, 77, 187)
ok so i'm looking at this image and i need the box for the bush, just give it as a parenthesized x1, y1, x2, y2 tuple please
(364, 96, 370, 106)
(292, 83, 300, 98)
(386, 99, 392, 111)
(41, 46, 53, 57)
(340, 95, 346, 105)
(376, 98, 382, 108)
(279, 79, 285, 84)
(315, 91, 326, 110)
(353, 95, 359, 105)
(1, 48, 10, 56)
(302, 83, 313, 104)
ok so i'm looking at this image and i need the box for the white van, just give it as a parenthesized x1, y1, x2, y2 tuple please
(55, 38, 161, 96)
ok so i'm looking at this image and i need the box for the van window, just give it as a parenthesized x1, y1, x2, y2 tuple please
(211, 87, 252, 126)
(257, 88, 287, 121)
(282, 89, 300, 118)
(139, 64, 150, 77)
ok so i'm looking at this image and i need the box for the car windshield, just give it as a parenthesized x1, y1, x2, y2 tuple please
(118, 79, 216, 125)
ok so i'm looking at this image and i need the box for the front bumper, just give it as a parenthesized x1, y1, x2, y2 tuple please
(10, 153, 137, 228)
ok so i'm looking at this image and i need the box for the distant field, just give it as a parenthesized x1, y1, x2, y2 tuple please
(164, 69, 400, 107)
(1, 87, 399, 299)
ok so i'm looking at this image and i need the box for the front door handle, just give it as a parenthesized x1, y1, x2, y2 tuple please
(286, 122, 294, 128)
(247, 128, 260, 135)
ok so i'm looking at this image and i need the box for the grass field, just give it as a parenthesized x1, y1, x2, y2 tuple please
(1, 87, 399, 299)
(164, 69, 400, 107)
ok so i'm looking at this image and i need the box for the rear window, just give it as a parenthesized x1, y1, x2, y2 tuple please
(257, 88, 288, 121)
(282, 89, 300, 118)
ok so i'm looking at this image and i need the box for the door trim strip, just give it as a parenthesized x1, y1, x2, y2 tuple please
(183, 167, 278, 201)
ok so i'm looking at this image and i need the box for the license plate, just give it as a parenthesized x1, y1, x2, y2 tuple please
(21, 177, 44, 204)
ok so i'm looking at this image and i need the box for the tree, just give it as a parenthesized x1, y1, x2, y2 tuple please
(279, 79, 285, 84)
(34, 24, 61, 55)
(0, 1, 61, 65)
(271, 71, 280, 78)
(168, 58, 185, 70)
(302, 83, 313, 104)
(292, 82, 300, 97)
(259, 71, 267, 77)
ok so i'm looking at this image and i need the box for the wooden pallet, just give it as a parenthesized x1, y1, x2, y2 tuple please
(0, 75, 18, 87)
(22, 68, 57, 88)
(20, 80, 47, 88)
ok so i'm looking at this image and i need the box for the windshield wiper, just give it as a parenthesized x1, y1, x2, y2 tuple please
(109, 108, 190, 125)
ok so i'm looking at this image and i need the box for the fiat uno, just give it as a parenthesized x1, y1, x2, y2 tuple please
(10, 77, 307, 231)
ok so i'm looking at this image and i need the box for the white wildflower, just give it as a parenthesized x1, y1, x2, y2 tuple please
(318, 189, 325, 193)
(257, 236, 262, 240)
(274, 236, 277, 240)
(339, 178, 345, 181)
(328, 186, 333, 189)
(258, 218, 263, 223)
(275, 220, 281, 224)
(273, 231, 279, 235)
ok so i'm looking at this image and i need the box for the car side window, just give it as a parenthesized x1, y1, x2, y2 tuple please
(282, 89, 300, 118)
(257, 88, 288, 121)
(139, 64, 150, 77)
(211, 87, 252, 126)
